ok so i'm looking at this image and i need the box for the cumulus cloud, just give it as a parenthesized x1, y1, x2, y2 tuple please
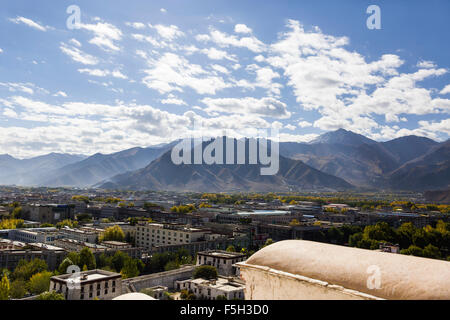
(234, 24, 252, 34)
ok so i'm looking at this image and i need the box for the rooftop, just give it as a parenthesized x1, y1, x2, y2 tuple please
(237, 240, 450, 300)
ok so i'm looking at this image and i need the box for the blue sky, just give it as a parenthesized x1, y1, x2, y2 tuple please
(0, 0, 449, 158)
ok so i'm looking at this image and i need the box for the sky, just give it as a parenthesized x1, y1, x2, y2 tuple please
(0, 0, 449, 158)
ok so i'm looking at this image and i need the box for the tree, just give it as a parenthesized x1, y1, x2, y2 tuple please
(9, 279, 26, 299)
(12, 259, 48, 281)
(78, 248, 96, 270)
(121, 259, 140, 279)
(28, 271, 52, 295)
(226, 245, 236, 252)
(36, 291, 65, 300)
(193, 266, 218, 280)
(216, 295, 227, 300)
(111, 251, 128, 272)
(0, 274, 10, 300)
(263, 238, 274, 248)
(400, 245, 424, 257)
(58, 257, 75, 275)
(164, 261, 179, 271)
(100, 225, 125, 242)
(422, 244, 442, 259)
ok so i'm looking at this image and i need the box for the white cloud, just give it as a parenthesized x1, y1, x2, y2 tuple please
(417, 60, 436, 69)
(78, 68, 128, 79)
(79, 21, 123, 52)
(211, 64, 229, 74)
(234, 24, 252, 34)
(160, 8, 167, 13)
(60, 42, 99, 65)
(201, 97, 291, 119)
(149, 24, 184, 41)
(69, 38, 82, 47)
(125, 22, 146, 29)
(206, 29, 266, 53)
(161, 97, 187, 105)
(142, 52, 231, 95)
(0, 48, 3, 53)
(53, 91, 68, 97)
(298, 121, 312, 128)
(9, 16, 48, 31)
(440, 84, 450, 95)
(201, 47, 237, 61)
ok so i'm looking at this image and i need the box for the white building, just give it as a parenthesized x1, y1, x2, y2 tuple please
(175, 276, 245, 300)
(196, 250, 247, 276)
(50, 269, 122, 300)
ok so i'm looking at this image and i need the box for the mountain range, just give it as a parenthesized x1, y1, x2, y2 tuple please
(0, 129, 448, 192)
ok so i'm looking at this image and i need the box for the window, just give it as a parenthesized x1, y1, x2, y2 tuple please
(97, 290, 100, 296)
(112, 288, 115, 293)
(105, 289, 108, 295)
(80, 294, 84, 300)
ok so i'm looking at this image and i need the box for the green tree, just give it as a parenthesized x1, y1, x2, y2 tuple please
(9, 279, 27, 299)
(58, 257, 75, 275)
(0, 274, 10, 300)
(422, 244, 442, 259)
(263, 238, 274, 248)
(193, 266, 218, 280)
(226, 245, 236, 252)
(28, 271, 52, 295)
(12, 259, 48, 281)
(78, 248, 96, 270)
(164, 260, 179, 271)
(121, 259, 140, 279)
(36, 291, 65, 300)
(100, 225, 125, 242)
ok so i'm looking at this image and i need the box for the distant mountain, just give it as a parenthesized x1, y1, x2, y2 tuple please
(381, 135, 438, 164)
(100, 138, 353, 192)
(424, 189, 450, 204)
(309, 128, 377, 147)
(387, 141, 450, 191)
(39, 142, 178, 187)
(0, 153, 86, 186)
(279, 130, 440, 189)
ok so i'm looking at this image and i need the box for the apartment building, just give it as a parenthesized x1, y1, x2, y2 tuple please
(60, 227, 100, 243)
(196, 250, 247, 276)
(50, 269, 122, 300)
(23, 204, 74, 224)
(9, 228, 65, 244)
(135, 223, 208, 249)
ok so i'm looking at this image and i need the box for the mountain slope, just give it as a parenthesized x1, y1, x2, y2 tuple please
(0, 153, 86, 185)
(39, 143, 177, 187)
(309, 128, 377, 146)
(381, 135, 438, 164)
(387, 141, 450, 191)
(100, 138, 353, 192)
